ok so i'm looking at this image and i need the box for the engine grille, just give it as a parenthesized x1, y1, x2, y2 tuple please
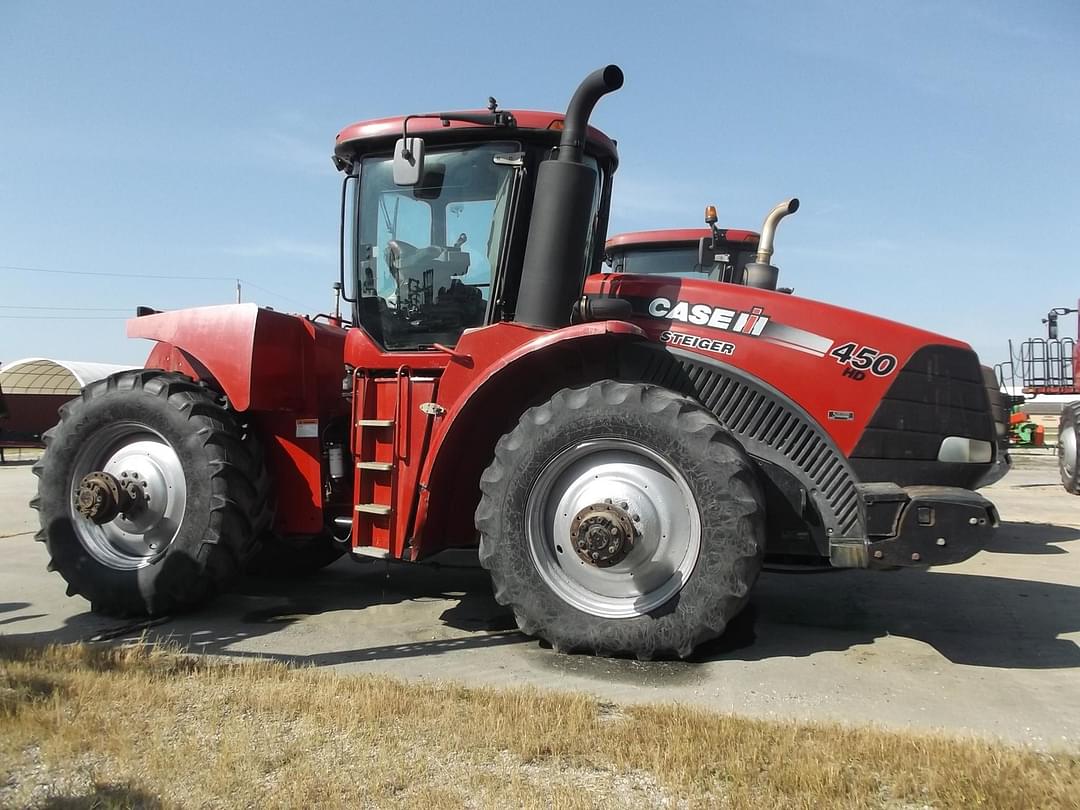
(852, 345, 994, 462)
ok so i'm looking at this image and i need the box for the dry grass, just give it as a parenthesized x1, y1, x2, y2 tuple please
(1, 641, 1077, 809)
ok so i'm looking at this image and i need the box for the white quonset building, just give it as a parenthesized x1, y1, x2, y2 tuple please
(0, 358, 135, 452)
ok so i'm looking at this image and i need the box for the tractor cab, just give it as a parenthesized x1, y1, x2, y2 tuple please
(332, 108, 619, 356)
(604, 227, 760, 283)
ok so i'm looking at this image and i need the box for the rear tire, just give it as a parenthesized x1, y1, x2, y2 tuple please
(1060, 401, 1080, 494)
(31, 370, 270, 616)
(476, 380, 765, 659)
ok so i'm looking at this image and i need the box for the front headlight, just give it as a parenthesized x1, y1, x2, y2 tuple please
(938, 436, 994, 463)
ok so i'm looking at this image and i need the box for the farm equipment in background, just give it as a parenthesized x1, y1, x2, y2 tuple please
(1008, 408, 1043, 447)
(33, 66, 1005, 659)
(996, 305, 1080, 492)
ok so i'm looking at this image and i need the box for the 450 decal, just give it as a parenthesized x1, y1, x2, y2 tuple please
(829, 342, 898, 378)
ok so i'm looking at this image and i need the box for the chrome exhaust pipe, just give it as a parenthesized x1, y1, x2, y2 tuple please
(755, 197, 799, 265)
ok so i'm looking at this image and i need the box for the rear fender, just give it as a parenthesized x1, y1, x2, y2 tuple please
(411, 321, 646, 558)
(130, 304, 349, 535)
(128, 304, 308, 411)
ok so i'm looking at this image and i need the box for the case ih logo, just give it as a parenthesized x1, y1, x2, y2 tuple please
(644, 296, 834, 358)
(646, 298, 769, 335)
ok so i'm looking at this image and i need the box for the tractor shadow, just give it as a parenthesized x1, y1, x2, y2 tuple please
(4, 522, 1079, 672)
(691, 519, 1080, 669)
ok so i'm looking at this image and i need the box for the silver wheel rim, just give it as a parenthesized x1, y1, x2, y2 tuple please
(68, 422, 187, 570)
(525, 439, 701, 619)
(1062, 422, 1077, 478)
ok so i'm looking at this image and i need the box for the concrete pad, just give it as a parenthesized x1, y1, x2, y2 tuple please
(2, 456, 1078, 750)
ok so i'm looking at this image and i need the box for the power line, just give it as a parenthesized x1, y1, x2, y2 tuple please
(0, 304, 132, 312)
(1, 264, 230, 281)
(237, 279, 316, 312)
(2, 263, 324, 313)
(0, 315, 128, 320)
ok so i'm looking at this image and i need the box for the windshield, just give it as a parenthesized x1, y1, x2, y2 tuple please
(607, 243, 757, 283)
(354, 142, 517, 349)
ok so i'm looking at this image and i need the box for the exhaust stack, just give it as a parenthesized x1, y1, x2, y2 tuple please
(514, 65, 624, 329)
(744, 197, 799, 290)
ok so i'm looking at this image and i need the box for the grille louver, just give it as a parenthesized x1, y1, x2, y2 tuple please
(628, 348, 862, 538)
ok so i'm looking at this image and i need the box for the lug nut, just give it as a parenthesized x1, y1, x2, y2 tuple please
(873, 550, 883, 559)
(936, 538, 947, 546)
(911, 552, 921, 562)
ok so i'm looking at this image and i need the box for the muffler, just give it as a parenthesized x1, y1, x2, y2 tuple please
(514, 66, 624, 329)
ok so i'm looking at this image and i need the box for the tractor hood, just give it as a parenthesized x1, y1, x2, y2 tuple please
(584, 273, 979, 458)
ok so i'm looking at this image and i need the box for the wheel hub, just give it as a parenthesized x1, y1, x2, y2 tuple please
(74, 471, 145, 525)
(68, 424, 187, 570)
(569, 502, 637, 567)
(526, 439, 701, 619)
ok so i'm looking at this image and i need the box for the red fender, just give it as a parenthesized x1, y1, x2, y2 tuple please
(129, 304, 348, 535)
(409, 320, 646, 558)
(128, 304, 314, 412)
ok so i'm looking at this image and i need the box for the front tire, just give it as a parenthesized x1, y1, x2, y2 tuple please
(476, 381, 765, 659)
(31, 370, 270, 616)
(1060, 401, 1080, 494)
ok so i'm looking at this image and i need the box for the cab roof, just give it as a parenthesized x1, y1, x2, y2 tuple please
(334, 110, 618, 166)
(606, 228, 759, 251)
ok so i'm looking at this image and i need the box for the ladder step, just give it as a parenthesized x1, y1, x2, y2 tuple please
(357, 419, 394, 427)
(352, 546, 391, 559)
(356, 461, 393, 471)
(355, 503, 392, 516)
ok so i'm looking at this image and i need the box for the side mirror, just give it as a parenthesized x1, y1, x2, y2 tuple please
(393, 137, 425, 185)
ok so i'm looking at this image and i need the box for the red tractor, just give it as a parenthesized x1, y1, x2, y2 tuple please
(605, 210, 761, 285)
(32, 66, 1004, 659)
(604, 200, 799, 294)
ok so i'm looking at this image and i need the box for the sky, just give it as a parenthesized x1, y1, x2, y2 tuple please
(1, 1, 1077, 369)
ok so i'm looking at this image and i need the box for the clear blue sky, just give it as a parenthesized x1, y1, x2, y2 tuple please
(2, 1, 1077, 368)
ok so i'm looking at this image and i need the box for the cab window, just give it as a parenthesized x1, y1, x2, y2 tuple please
(355, 142, 517, 350)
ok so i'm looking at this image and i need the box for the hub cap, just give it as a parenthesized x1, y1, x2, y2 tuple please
(525, 439, 700, 619)
(69, 422, 187, 570)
